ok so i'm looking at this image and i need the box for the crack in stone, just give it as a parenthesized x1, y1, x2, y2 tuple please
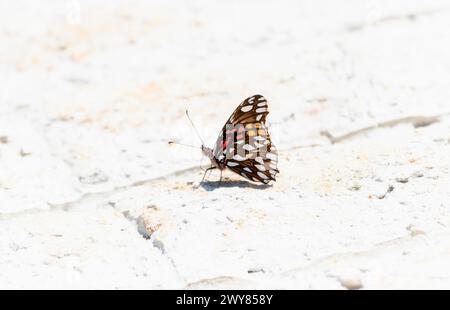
(320, 114, 448, 144)
(376, 184, 395, 199)
(346, 9, 445, 32)
(0, 165, 199, 220)
(281, 231, 437, 278)
(121, 205, 185, 284)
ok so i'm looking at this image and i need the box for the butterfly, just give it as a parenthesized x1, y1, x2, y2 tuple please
(201, 94, 279, 184)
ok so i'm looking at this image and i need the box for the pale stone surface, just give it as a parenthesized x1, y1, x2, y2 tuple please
(1, 0, 450, 289)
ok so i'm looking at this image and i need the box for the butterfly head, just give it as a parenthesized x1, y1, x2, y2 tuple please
(201, 145, 214, 160)
(202, 144, 222, 169)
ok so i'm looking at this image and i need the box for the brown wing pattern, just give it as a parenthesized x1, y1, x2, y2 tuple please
(228, 94, 269, 124)
(212, 94, 279, 184)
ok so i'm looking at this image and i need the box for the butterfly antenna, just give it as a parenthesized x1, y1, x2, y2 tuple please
(168, 141, 201, 149)
(185, 109, 205, 145)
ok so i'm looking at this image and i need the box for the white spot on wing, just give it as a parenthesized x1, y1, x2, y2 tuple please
(256, 107, 267, 113)
(256, 114, 262, 121)
(257, 172, 268, 179)
(256, 164, 266, 171)
(241, 105, 253, 112)
(255, 157, 264, 164)
(257, 102, 267, 107)
(243, 144, 255, 151)
(266, 153, 277, 160)
(233, 154, 246, 161)
(244, 167, 252, 172)
(227, 161, 239, 167)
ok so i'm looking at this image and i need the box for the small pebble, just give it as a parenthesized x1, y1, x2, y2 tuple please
(338, 276, 363, 290)
(248, 268, 265, 274)
(395, 177, 409, 183)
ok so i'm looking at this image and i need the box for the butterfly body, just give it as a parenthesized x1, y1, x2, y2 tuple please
(204, 94, 279, 184)
(201, 145, 224, 170)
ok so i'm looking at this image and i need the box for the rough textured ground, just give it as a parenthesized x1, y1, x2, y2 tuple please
(1, 0, 450, 289)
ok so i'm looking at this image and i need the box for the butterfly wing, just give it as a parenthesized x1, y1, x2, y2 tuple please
(213, 95, 279, 184)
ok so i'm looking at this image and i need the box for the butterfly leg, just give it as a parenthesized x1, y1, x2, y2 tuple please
(219, 170, 223, 185)
(201, 166, 216, 183)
